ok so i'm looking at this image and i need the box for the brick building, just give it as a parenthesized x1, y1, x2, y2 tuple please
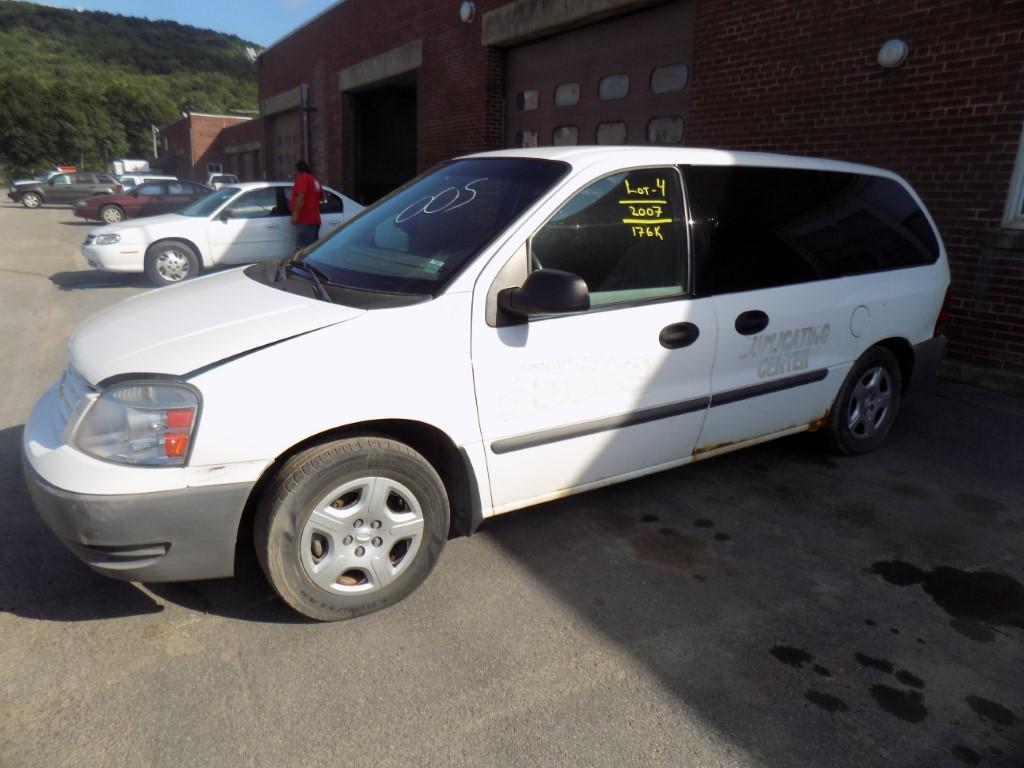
(155, 112, 254, 182)
(256, 0, 1024, 387)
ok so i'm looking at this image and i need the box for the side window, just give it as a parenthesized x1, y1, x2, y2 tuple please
(530, 167, 687, 307)
(166, 182, 186, 195)
(74, 174, 94, 185)
(686, 166, 841, 293)
(137, 183, 163, 196)
(686, 167, 939, 295)
(96, 174, 115, 184)
(225, 187, 280, 219)
(320, 191, 344, 213)
(827, 174, 939, 273)
(51, 174, 71, 185)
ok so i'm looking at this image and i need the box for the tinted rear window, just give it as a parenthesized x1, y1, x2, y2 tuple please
(685, 166, 938, 294)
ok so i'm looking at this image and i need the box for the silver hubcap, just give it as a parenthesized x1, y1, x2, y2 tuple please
(300, 476, 424, 594)
(847, 366, 893, 440)
(24, 194, 39, 208)
(102, 207, 122, 223)
(155, 249, 191, 282)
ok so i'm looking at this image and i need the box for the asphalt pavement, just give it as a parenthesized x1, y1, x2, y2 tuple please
(0, 201, 1022, 767)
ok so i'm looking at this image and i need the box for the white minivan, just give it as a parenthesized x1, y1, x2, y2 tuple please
(23, 148, 950, 621)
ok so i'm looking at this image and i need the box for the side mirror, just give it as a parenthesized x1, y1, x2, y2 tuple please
(498, 269, 590, 318)
(217, 209, 233, 222)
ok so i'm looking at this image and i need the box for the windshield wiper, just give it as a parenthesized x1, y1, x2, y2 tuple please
(284, 260, 334, 303)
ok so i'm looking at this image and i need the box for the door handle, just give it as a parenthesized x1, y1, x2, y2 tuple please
(735, 310, 769, 336)
(265, 224, 281, 229)
(659, 322, 700, 349)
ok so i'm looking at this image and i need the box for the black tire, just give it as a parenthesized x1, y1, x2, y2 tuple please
(144, 239, 200, 286)
(825, 347, 903, 455)
(255, 437, 450, 621)
(100, 204, 125, 224)
(20, 191, 41, 209)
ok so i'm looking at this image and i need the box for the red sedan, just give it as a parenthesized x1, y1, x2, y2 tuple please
(73, 180, 212, 223)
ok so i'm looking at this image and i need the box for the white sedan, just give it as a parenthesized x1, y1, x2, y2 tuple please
(81, 181, 363, 286)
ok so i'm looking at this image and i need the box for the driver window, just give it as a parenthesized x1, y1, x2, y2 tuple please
(225, 187, 280, 219)
(529, 167, 687, 306)
(137, 183, 163, 196)
(52, 174, 71, 185)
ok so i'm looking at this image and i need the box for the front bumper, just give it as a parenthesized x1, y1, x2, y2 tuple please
(81, 243, 144, 273)
(23, 458, 253, 582)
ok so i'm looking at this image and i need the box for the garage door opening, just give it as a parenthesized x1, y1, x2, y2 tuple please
(350, 72, 417, 204)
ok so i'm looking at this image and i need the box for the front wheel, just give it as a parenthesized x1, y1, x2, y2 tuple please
(255, 437, 450, 621)
(20, 192, 41, 208)
(825, 347, 903, 455)
(100, 204, 124, 223)
(144, 239, 199, 286)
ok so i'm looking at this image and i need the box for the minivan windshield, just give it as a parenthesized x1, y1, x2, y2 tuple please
(178, 186, 240, 217)
(304, 158, 568, 295)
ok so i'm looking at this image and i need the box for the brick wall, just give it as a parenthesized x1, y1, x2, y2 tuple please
(687, 0, 1024, 375)
(257, 0, 510, 193)
(191, 115, 251, 182)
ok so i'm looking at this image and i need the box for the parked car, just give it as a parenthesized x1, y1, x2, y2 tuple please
(81, 181, 362, 285)
(74, 180, 211, 223)
(207, 173, 240, 190)
(117, 173, 178, 191)
(8, 172, 120, 208)
(23, 147, 950, 622)
(9, 169, 61, 188)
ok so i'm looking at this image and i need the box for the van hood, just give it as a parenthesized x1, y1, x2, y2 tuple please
(70, 268, 364, 385)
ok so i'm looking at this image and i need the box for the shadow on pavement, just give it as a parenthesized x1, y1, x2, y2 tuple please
(50, 270, 150, 290)
(481, 386, 1024, 766)
(58, 220, 93, 227)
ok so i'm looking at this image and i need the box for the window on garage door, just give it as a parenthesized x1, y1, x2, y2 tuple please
(530, 167, 688, 306)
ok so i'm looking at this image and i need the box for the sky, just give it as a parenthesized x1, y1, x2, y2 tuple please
(28, 0, 342, 47)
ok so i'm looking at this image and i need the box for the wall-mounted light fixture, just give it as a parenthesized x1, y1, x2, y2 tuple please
(459, 1, 476, 23)
(877, 38, 909, 68)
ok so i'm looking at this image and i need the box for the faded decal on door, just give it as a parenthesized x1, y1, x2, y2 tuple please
(498, 352, 656, 422)
(740, 324, 830, 379)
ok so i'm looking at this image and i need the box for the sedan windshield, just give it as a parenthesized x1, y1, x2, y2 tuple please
(305, 158, 568, 295)
(177, 186, 240, 217)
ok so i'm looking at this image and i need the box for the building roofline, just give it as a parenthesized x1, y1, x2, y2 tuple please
(260, 0, 348, 55)
(186, 112, 254, 121)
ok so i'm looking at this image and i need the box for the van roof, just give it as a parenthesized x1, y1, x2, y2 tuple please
(460, 146, 899, 179)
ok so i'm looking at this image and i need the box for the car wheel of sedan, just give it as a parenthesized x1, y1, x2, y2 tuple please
(144, 240, 199, 286)
(21, 192, 41, 209)
(255, 437, 450, 622)
(825, 346, 903, 456)
(100, 204, 125, 224)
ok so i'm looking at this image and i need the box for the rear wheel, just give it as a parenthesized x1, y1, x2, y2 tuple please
(255, 437, 449, 621)
(825, 347, 903, 455)
(144, 239, 199, 286)
(20, 192, 41, 209)
(100, 204, 124, 224)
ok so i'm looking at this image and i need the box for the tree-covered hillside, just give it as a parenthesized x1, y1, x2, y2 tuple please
(0, 1, 259, 178)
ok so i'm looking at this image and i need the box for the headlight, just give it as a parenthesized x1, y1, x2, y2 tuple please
(93, 233, 121, 245)
(74, 382, 200, 466)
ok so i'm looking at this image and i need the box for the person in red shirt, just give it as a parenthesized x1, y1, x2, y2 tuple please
(290, 160, 323, 248)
